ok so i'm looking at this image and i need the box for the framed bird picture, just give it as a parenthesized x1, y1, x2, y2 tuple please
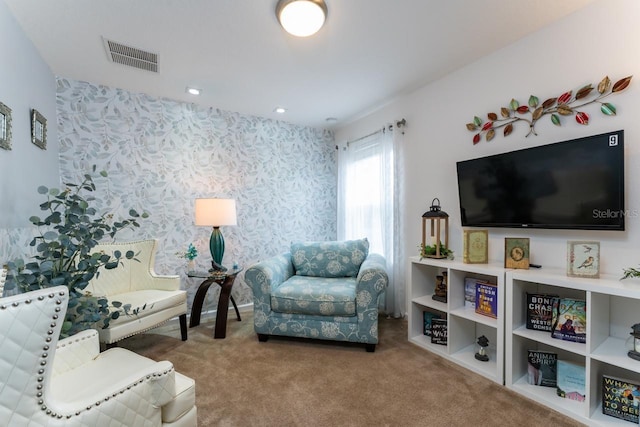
(504, 237, 530, 269)
(567, 241, 600, 278)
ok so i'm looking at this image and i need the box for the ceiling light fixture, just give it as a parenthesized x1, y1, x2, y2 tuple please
(186, 87, 201, 95)
(274, 107, 287, 114)
(276, 0, 327, 37)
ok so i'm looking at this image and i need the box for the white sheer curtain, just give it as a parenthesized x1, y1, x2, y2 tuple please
(337, 125, 405, 318)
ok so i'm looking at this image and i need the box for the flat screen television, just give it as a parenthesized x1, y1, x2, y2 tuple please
(456, 130, 625, 230)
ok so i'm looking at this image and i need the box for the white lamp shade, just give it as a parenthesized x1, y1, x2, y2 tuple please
(277, 0, 327, 37)
(194, 198, 237, 227)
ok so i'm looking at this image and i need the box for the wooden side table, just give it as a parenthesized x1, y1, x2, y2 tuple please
(188, 267, 242, 339)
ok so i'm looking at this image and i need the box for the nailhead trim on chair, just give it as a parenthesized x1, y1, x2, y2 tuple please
(104, 315, 176, 344)
(56, 329, 98, 349)
(5, 289, 177, 420)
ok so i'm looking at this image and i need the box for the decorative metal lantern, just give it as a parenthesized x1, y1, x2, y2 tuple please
(475, 335, 489, 362)
(628, 323, 640, 361)
(422, 198, 449, 259)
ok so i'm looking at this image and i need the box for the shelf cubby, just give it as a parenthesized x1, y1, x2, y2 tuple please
(506, 268, 640, 426)
(408, 256, 505, 384)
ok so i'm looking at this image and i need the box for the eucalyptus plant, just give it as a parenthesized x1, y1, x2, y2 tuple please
(5, 166, 149, 337)
(621, 267, 640, 280)
(419, 243, 454, 260)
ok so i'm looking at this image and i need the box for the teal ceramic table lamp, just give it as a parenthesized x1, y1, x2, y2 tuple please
(195, 198, 237, 271)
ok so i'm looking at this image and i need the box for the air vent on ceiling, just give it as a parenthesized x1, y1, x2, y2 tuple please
(102, 37, 158, 73)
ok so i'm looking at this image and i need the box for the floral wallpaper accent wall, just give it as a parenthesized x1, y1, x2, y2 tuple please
(3, 77, 336, 309)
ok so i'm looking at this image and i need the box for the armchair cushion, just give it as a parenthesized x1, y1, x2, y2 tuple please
(50, 348, 176, 412)
(162, 372, 196, 423)
(105, 290, 187, 326)
(291, 238, 369, 278)
(271, 275, 357, 316)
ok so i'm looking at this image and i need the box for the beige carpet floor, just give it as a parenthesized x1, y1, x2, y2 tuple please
(119, 311, 585, 427)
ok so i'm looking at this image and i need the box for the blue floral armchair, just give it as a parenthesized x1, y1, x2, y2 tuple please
(245, 239, 388, 352)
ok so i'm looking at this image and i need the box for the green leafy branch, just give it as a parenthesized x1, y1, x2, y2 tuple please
(466, 75, 632, 144)
(419, 243, 454, 260)
(621, 266, 640, 280)
(6, 166, 150, 337)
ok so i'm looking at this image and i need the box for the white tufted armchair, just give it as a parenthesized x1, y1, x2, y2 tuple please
(86, 239, 188, 345)
(0, 285, 197, 426)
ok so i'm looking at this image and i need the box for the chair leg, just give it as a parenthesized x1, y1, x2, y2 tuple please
(365, 344, 376, 353)
(257, 333, 269, 342)
(179, 314, 188, 341)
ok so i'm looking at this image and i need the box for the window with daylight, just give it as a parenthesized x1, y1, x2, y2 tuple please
(337, 125, 404, 317)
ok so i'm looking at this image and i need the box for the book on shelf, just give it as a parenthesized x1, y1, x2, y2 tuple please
(527, 350, 557, 387)
(475, 281, 498, 318)
(423, 311, 441, 337)
(430, 318, 447, 345)
(602, 374, 640, 424)
(464, 278, 476, 309)
(525, 293, 556, 332)
(462, 229, 488, 264)
(550, 297, 586, 344)
(556, 360, 585, 402)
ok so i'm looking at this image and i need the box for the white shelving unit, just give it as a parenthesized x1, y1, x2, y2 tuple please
(408, 256, 505, 384)
(505, 268, 640, 426)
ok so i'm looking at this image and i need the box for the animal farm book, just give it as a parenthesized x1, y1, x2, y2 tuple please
(525, 293, 556, 332)
(527, 350, 557, 387)
(550, 297, 586, 344)
(602, 375, 640, 423)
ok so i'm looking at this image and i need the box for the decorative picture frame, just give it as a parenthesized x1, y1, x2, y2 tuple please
(31, 109, 47, 150)
(504, 237, 530, 269)
(463, 229, 488, 264)
(0, 102, 12, 150)
(567, 241, 600, 278)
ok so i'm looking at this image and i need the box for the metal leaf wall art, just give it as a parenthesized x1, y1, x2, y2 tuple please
(466, 75, 632, 144)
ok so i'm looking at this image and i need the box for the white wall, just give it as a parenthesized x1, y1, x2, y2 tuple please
(336, 0, 640, 277)
(0, 0, 58, 228)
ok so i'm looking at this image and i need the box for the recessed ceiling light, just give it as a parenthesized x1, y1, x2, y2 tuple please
(274, 107, 287, 114)
(325, 117, 338, 124)
(186, 87, 201, 95)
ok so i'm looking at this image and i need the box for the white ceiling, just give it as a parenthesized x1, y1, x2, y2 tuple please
(4, 0, 595, 130)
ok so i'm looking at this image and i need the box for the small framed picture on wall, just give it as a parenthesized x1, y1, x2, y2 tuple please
(0, 101, 12, 150)
(504, 237, 530, 269)
(567, 241, 600, 278)
(31, 108, 47, 150)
